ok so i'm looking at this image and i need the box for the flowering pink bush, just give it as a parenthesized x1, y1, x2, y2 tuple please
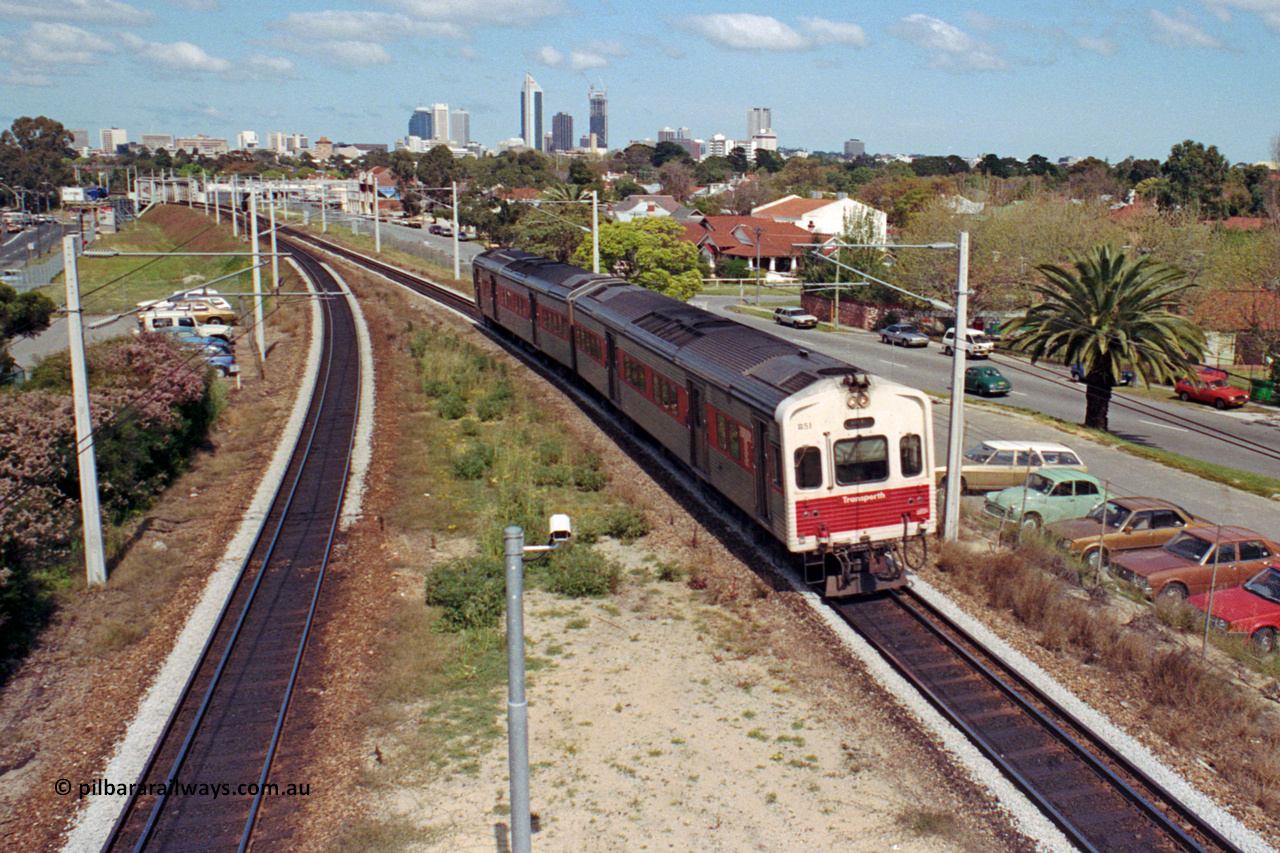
(0, 333, 216, 567)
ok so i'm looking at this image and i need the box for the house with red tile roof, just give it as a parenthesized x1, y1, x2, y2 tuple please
(752, 194, 888, 242)
(685, 215, 816, 277)
(1187, 288, 1280, 366)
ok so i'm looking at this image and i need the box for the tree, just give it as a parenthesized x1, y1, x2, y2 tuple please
(0, 116, 75, 209)
(653, 141, 692, 168)
(570, 219, 703, 300)
(754, 149, 785, 173)
(1, 283, 58, 377)
(1004, 244, 1204, 431)
(727, 146, 750, 174)
(1162, 140, 1228, 213)
(656, 160, 695, 203)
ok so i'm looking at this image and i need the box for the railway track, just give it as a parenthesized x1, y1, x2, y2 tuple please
(251, 221, 1259, 852)
(833, 589, 1244, 853)
(100, 233, 361, 852)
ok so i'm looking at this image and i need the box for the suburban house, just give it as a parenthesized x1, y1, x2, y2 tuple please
(752, 194, 888, 243)
(1188, 288, 1280, 367)
(356, 166, 401, 216)
(609, 194, 699, 222)
(685, 215, 815, 278)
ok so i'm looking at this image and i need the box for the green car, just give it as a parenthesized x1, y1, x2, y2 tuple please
(983, 468, 1104, 529)
(964, 366, 1011, 396)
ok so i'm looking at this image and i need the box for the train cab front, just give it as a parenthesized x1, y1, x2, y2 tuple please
(779, 370, 934, 598)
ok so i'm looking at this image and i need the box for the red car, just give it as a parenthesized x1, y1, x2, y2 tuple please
(1174, 369, 1247, 409)
(1190, 564, 1280, 655)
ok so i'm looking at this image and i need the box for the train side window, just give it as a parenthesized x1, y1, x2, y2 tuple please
(899, 434, 923, 477)
(770, 443, 782, 488)
(794, 446, 822, 489)
(833, 436, 888, 485)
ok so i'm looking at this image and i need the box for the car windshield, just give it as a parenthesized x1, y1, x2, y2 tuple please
(1085, 501, 1129, 528)
(972, 333, 993, 343)
(1025, 474, 1054, 494)
(1243, 568, 1280, 604)
(1163, 532, 1212, 562)
(898, 325, 918, 333)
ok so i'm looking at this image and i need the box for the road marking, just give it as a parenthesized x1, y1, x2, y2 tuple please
(1138, 419, 1188, 432)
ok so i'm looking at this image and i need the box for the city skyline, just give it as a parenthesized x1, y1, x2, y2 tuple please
(3, 2, 1280, 164)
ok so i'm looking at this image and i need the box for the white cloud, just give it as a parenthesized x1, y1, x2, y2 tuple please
(1077, 36, 1118, 55)
(679, 13, 808, 50)
(534, 45, 563, 66)
(386, 0, 567, 27)
(1150, 9, 1223, 48)
(568, 39, 628, 70)
(18, 22, 116, 65)
(887, 14, 1008, 71)
(0, 0, 155, 25)
(158, 0, 221, 10)
(278, 10, 463, 42)
(799, 16, 868, 48)
(120, 33, 232, 72)
(0, 70, 53, 86)
(243, 54, 297, 80)
(1199, 0, 1280, 29)
(319, 40, 393, 66)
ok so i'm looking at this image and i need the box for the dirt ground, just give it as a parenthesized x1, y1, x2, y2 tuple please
(2, 257, 1276, 853)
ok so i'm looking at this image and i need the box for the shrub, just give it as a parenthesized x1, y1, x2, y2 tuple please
(577, 505, 650, 544)
(539, 544, 621, 598)
(424, 556, 506, 631)
(451, 443, 495, 480)
(422, 378, 451, 398)
(437, 392, 468, 420)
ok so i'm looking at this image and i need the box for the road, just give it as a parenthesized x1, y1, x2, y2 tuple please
(694, 295, 1280, 532)
(1, 220, 71, 268)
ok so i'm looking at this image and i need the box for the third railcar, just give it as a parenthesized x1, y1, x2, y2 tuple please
(473, 248, 934, 596)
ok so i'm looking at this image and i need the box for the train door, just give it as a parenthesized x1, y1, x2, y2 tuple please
(605, 332, 619, 402)
(687, 382, 707, 475)
(529, 294, 540, 347)
(753, 419, 769, 521)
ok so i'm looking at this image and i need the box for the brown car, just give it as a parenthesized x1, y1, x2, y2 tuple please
(1109, 526, 1279, 602)
(1046, 497, 1212, 568)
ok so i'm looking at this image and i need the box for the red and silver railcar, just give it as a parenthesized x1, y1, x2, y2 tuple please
(474, 248, 934, 595)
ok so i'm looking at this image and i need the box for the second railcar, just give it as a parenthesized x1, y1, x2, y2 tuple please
(474, 248, 934, 596)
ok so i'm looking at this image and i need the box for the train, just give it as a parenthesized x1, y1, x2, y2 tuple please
(473, 248, 935, 596)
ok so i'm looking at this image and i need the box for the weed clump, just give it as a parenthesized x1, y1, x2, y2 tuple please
(451, 443, 495, 480)
(424, 559, 505, 631)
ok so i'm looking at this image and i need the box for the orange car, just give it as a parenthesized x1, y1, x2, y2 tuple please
(1109, 526, 1279, 602)
(1046, 497, 1212, 568)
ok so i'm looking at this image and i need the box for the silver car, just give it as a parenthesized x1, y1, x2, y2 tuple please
(880, 323, 929, 347)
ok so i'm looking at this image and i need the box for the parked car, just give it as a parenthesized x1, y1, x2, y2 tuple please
(879, 323, 929, 347)
(941, 327, 994, 358)
(772, 307, 819, 329)
(1109, 526, 1279, 602)
(1046, 497, 1213, 568)
(138, 311, 235, 340)
(173, 331, 234, 353)
(199, 346, 240, 377)
(983, 468, 1105, 529)
(1070, 363, 1134, 385)
(964, 366, 1011, 396)
(1191, 564, 1280, 655)
(935, 440, 1086, 495)
(1174, 369, 1247, 409)
(428, 224, 453, 237)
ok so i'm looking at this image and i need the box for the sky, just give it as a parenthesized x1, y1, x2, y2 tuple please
(2, 1, 1280, 165)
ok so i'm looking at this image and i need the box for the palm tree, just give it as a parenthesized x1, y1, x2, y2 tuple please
(1004, 244, 1205, 431)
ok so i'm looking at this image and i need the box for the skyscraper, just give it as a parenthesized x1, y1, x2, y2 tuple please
(589, 87, 608, 150)
(451, 108, 470, 146)
(431, 103, 450, 142)
(551, 113, 574, 152)
(409, 106, 431, 139)
(521, 74, 543, 150)
(748, 107, 771, 139)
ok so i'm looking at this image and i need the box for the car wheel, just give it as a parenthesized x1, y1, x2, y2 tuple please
(1214, 398, 1226, 410)
(881, 336, 889, 344)
(943, 346, 953, 356)
(1179, 391, 1190, 402)
(1156, 583, 1189, 603)
(215, 365, 230, 377)
(1082, 546, 1109, 570)
(1020, 512, 1042, 531)
(1250, 627, 1277, 656)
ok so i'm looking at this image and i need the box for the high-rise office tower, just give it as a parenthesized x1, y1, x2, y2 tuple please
(431, 103, 450, 142)
(589, 87, 608, 150)
(521, 74, 543, 150)
(99, 127, 128, 154)
(748, 107, 771, 139)
(451, 108, 470, 146)
(658, 127, 676, 143)
(409, 106, 431, 139)
(551, 113, 574, 152)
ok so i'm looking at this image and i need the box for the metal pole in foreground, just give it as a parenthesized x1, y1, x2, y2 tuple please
(504, 526, 532, 853)
(63, 235, 107, 586)
(942, 231, 970, 543)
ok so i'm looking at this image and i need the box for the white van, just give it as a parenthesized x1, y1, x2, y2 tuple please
(137, 310, 234, 340)
(941, 327, 994, 358)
